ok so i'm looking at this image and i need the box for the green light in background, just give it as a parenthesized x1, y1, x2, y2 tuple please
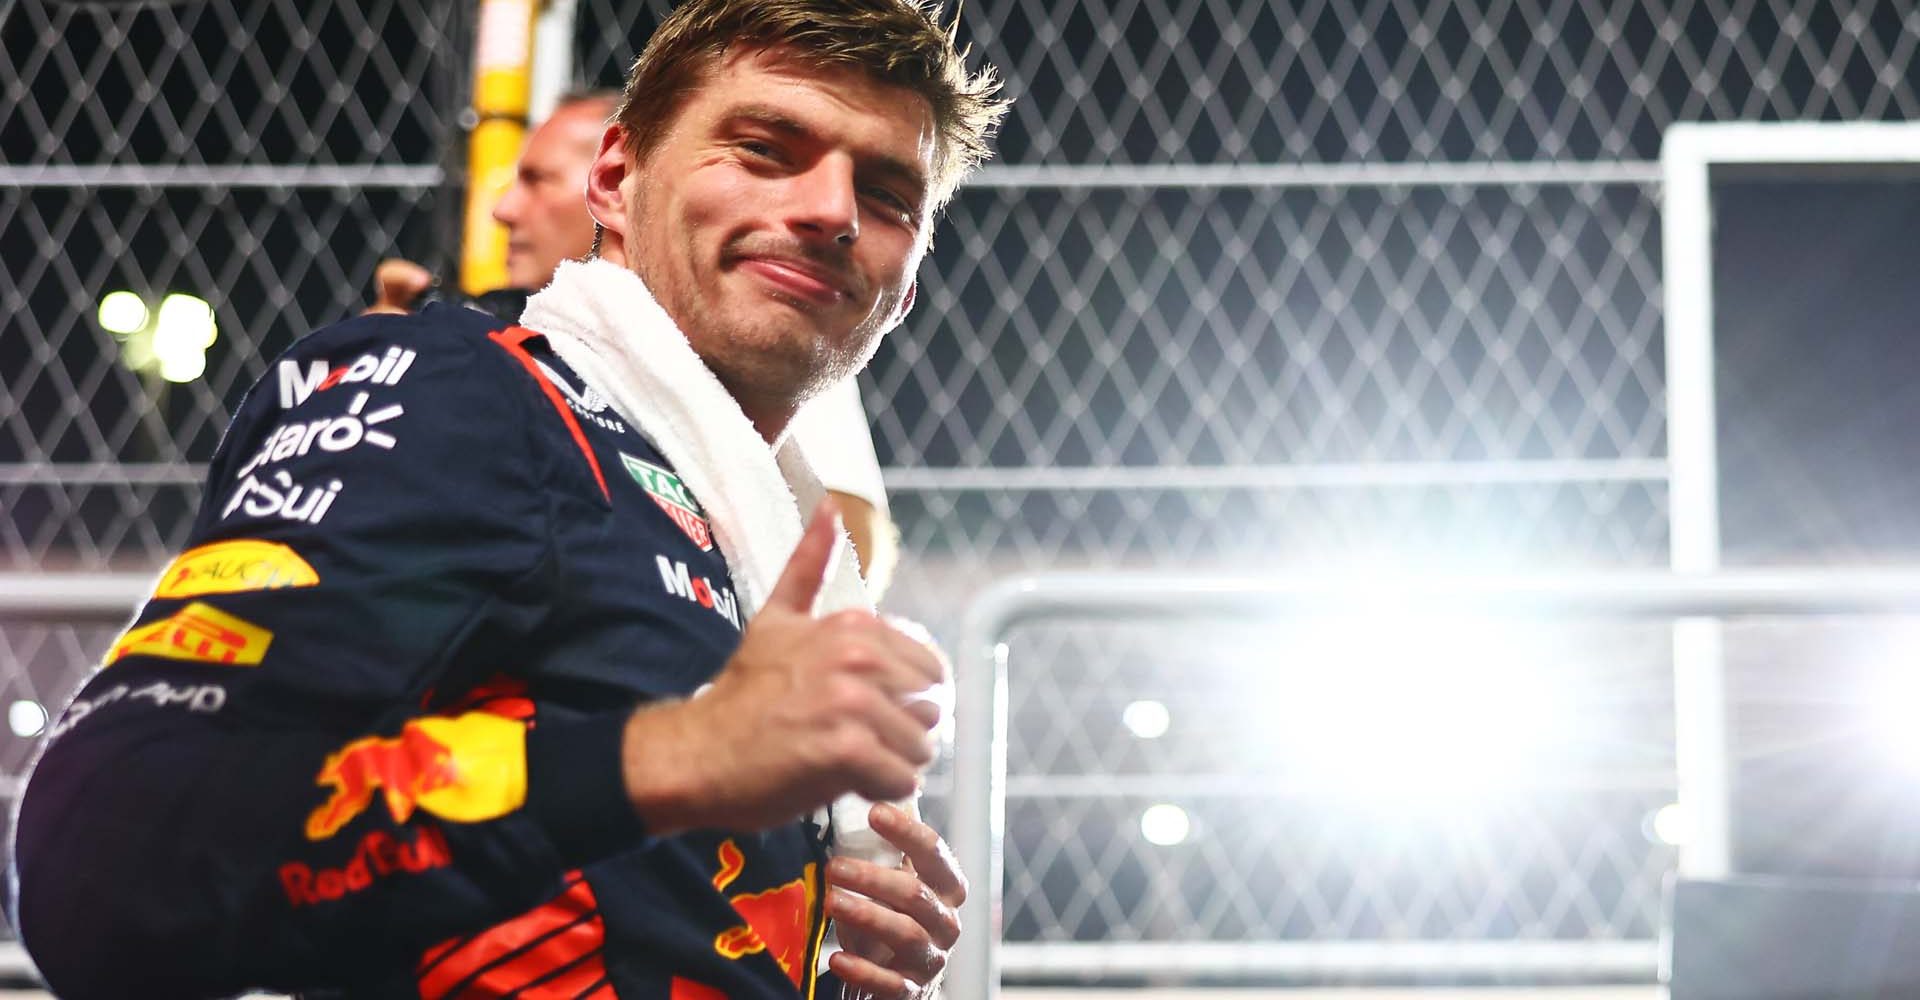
(151, 293, 217, 384)
(97, 290, 149, 337)
(158, 349, 208, 383)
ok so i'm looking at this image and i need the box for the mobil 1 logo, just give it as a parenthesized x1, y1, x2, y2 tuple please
(224, 344, 418, 527)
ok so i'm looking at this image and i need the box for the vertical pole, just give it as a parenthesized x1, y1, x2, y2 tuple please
(460, 0, 537, 295)
(1660, 125, 1731, 878)
(952, 595, 1015, 1000)
(527, 0, 579, 125)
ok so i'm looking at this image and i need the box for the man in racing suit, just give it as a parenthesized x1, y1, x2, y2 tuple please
(11, 1, 1008, 997)
(369, 90, 901, 599)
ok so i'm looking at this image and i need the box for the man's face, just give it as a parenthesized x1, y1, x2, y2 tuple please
(493, 100, 609, 289)
(617, 46, 936, 425)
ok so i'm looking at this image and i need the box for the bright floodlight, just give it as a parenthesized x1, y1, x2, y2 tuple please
(152, 293, 216, 383)
(1264, 615, 1571, 802)
(97, 291, 149, 336)
(1122, 699, 1171, 739)
(1140, 803, 1190, 846)
(154, 293, 217, 349)
(158, 349, 208, 383)
(1867, 662, 1920, 774)
(1649, 803, 1689, 846)
(9, 699, 47, 738)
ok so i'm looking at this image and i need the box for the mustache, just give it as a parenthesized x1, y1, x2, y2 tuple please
(722, 237, 866, 299)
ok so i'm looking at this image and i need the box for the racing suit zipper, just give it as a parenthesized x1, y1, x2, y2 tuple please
(803, 812, 831, 1000)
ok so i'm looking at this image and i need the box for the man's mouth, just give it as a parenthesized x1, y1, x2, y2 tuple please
(737, 256, 848, 306)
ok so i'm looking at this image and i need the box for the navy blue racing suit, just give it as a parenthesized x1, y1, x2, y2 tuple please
(14, 305, 838, 1000)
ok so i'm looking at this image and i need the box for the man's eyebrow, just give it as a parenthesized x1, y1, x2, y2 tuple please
(723, 104, 929, 201)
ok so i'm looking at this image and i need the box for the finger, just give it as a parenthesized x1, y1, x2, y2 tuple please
(851, 752, 925, 805)
(900, 697, 942, 732)
(816, 613, 942, 698)
(874, 620, 948, 692)
(829, 883, 926, 946)
(870, 803, 967, 905)
(765, 498, 843, 615)
(860, 697, 938, 771)
(825, 671, 936, 771)
(829, 856, 960, 951)
(879, 615, 948, 673)
(828, 948, 916, 999)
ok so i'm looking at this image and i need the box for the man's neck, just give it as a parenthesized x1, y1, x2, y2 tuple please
(738, 398, 797, 446)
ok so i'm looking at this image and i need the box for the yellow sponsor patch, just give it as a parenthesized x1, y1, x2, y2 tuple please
(154, 539, 318, 599)
(106, 601, 274, 668)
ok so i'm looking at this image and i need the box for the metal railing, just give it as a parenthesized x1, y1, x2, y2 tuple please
(0, 573, 153, 620)
(17, 569, 1920, 994)
(948, 568, 1920, 997)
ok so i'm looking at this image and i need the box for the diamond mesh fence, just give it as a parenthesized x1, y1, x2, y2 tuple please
(5, 0, 1920, 985)
(579, 0, 1920, 164)
(985, 618, 1681, 946)
(904, 609, 1685, 984)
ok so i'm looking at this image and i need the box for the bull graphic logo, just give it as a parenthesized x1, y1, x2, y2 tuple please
(306, 712, 528, 841)
(708, 839, 818, 988)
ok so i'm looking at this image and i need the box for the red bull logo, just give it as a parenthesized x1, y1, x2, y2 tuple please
(306, 711, 528, 841)
(708, 839, 818, 988)
(281, 825, 451, 906)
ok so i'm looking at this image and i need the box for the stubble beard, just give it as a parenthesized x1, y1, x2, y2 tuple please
(622, 198, 892, 426)
(703, 302, 878, 421)
(639, 253, 855, 424)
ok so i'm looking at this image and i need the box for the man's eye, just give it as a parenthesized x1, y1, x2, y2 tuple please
(740, 140, 780, 159)
(866, 188, 913, 217)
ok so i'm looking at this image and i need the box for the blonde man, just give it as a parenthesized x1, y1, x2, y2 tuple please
(16, 2, 1004, 997)
(377, 91, 901, 594)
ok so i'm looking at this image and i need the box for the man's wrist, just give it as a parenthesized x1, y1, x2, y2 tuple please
(620, 699, 705, 836)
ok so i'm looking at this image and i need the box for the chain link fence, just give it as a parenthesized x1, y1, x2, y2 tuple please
(992, 619, 1679, 945)
(6, 0, 1920, 986)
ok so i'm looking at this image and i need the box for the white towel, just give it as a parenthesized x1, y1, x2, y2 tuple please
(521, 257, 869, 620)
(519, 258, 901, 859)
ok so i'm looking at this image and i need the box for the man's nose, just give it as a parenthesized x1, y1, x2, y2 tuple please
(786, 157, 859, 246)
(492, 183, 525, 226)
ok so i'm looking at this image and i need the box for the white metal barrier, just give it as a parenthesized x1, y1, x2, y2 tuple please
(948, 569, 1920, 997)
(0, 573, 153, 620)
(16, 569, 1920, 994)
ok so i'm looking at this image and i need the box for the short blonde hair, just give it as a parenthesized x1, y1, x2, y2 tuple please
(615, 0, 1008, 208)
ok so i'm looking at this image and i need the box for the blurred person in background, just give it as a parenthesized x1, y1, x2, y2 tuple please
(13, 0, 1005, 996)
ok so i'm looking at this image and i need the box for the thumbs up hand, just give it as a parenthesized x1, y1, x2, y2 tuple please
(364, 258, 434, 315)
(620, 499, 946, 834)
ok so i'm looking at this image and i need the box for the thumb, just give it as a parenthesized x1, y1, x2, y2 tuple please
(372, 259, 432, 311)
(764, 498, 843, 615)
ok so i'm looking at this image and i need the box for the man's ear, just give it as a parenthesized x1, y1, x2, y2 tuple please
(584, 125, 633, 254)
(882, 280, 917, 333)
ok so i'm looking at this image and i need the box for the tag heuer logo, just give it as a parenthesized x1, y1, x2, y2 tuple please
(621, 454, 713, 551)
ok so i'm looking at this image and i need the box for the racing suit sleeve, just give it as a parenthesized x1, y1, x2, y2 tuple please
(12, 309, 645, 999)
